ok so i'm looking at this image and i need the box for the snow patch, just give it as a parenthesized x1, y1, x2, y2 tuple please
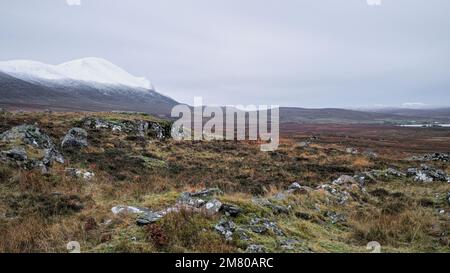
(0, 57, 151, 90)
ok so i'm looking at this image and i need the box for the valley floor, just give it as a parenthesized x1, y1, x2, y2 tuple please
(0, 111, 449, 253)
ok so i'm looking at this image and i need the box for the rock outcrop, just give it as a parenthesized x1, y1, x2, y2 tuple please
(0, 125, 64, 170)
(62, 128, 88, 149)
(407, 165, 449, 183)
(82, 117, 168, 140)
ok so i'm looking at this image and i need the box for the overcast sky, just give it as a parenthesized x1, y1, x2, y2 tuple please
(1, 0, 449, 108)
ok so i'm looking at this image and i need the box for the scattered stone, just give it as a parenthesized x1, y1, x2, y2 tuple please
(136, 211, 164, 226)
(272, 182, 311, 201)
(249, 217, 284, 236)
(353, 174, 369, 186)
(246, 244, 266, 253)
(386, 168, 406, 177)
(82, 117, 168, 139)
(252, 197, 290, 214)
(2, 147, 27, 161)
(332, 175, 357, 185)
(177, 192, 206, 208)
(317, 184, 352, 205)
(269, 204, 291, 215)
(326, 211, 346, 224)
(189, 188, 223, 198)
(297, 141, 310, 148)
(235, 228, 251, 241)
(408, 153, 449, 162)
(287, 185, 312, 195)
(279, 238, 300, 251)
(407, 165, 448, 183)
(205, 199, 222, 214)
(61, 128, 88, 149)
(362, 150, 378, 158)
(65, 168, 95, 181)
(250, 225, 268, 234)
(177, 188, 223, 208)
(111, 205, 150, 215)
(0, 124, 64, 169)
(346, 147, 358, 154)
(215, 219, 236, 241)
(220, 204, 242, 217)
(288, 182, 302, 191)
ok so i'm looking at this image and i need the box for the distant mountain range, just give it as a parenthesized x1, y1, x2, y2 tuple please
(1, 58, 449, 124)
(279, 107, 450, 124)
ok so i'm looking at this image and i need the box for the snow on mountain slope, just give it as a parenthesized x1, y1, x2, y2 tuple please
(0, 57, 151, 89)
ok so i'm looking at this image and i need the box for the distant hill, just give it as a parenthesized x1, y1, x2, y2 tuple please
(0, 58, 178, 117)
(279, 107, 450, 124)
(365, 108, 450, 120)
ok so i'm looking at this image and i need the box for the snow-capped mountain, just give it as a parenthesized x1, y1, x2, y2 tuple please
(0, 58, 177, 116)
(0, 57, 151, 89)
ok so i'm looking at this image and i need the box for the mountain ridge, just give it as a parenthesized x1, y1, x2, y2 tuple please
(0, 58, 178, 117)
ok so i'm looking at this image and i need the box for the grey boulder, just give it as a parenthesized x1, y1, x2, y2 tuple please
(62, 128, 88, 149)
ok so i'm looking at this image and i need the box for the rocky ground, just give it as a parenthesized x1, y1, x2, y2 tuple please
(0, 111, 449, 253)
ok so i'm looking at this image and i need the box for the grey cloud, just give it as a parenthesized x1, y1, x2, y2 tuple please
(0, 0, 449, 108)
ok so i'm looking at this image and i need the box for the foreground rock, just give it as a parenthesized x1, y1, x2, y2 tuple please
(0, 125, 64, 170)
(112, 188, 233, 226)
(61, 128, 88, 150)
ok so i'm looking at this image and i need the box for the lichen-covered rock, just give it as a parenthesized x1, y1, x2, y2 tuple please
(82, 117, 169, 140)
(249, 217, 284, 236)
(65, 168, 95, 181)
(111, 205, 150, 215)
(407, 165, 448, 182)
(220, 204, 242, 217)
(246, 244, 266, 253)
(215, 219, 236, 241)
(136, 211, 164, 226)
(325, 211, 346, 224)
(62, 128, 88, 149)
(0, 124, 64, 169)
(409, 153, 449, 162)
(2, 147, 27, 161)
(332, 175, 357, 185)
(386, 168, 406, 177)
(205, 199, 222, 214)
(177, 188, 223, 208)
